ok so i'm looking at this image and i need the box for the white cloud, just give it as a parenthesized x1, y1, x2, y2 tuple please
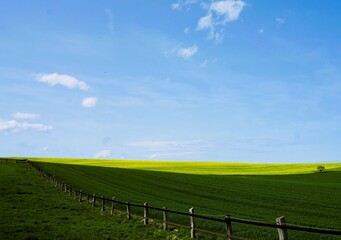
(13, 112, 40, 119)
(177, 45, 198, 59)
(35, 73, 89, 91)
(128, 139, 210, 150)
(0, 120, 53, 133)
(0, 120, 17, 131)
(210, 0, 245, 22)
(93, 150, 111, 158)
(40, 147, 49, 151)
(129, 140, 181, 149)
(171, 0, 197, 10)
(148, 151, 199, 159)
(196, 0, 246, 43)
(276, 17, 285, 24)
(172, 3, 181, 10)
(184, 27, 190, 33)
(128, 139, 211, 160)
(16, 122, 52, 131)
(82, 97, 97, 108)
(197, 14, 213, 30)
(209, 30, 224, 43)
(258, 28, 264, 34)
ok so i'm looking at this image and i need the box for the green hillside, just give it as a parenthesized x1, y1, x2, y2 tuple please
(0, 161, 189, 240)
(25, 158, 341, 240)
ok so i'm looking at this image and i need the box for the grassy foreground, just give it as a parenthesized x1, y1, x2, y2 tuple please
(26, 157, 341, 175)
(0, 161, 190, 240)
(22, 158, 341, 240)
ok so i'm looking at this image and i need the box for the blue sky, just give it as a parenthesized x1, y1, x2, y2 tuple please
(1, 0, 341, 162)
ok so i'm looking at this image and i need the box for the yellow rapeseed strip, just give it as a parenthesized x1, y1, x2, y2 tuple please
(26, 157, 341, 175)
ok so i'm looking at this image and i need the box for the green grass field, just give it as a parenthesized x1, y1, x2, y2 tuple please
(0, 161, 190, 240)
(19, 158, 341, 240)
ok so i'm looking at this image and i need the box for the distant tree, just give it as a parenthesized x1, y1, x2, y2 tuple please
(317, 165, 325, 173)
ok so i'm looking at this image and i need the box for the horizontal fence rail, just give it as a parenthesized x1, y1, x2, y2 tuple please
(21, 159, 341, 240)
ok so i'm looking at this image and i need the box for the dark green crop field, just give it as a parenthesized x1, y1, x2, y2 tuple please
(31, 160, 341, 240)
(0, 161, 190, 240)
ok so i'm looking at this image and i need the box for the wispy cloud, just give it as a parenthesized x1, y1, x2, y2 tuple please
(128, 140, 182, 149)
(93, 149, 111, 158)
(221, 136, 299, 153)
(200, 59, 209, 67)
(172, 3, 181, 10)
(128, 139, 211, 160)
(177, 45, 198, 59)
(104, 75, 205, 108)
(13, 112, 40, 119)
(258, 28, 264, 34)
(275, 17, 285, 24)
(148, 151, 200, 159)
(35, 73, 89, 91)
(197, 0, 246, 43)
(107, 96, 148, 107)
(209, 0, 246, 22)
(82, 97, 97, 108)
(171, 0, 197, 10)
(197, 14, 213, 30)
(105, 8, 115, 35)
(0, 120, 53, 133)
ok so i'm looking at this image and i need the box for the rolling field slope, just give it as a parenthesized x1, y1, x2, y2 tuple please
(28, 158, 341, 240)
(0, 161, 190, 240)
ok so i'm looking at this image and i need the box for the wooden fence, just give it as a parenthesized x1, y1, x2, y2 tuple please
(22, 159, 341, 240)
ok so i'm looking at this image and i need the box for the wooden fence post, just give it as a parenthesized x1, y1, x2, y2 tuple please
(276, 216, 288, 240)
(225, 214, 233, 240)
(101, 196, 105, 211)
(144, 202, 149, 225)
(63, 182, 66, 192)
(92, 194, 96, 207)
(87, 193, 90, 203)
(111, 197, 115, 215)
(189, 207, 195, 239)
(126, 202, 131, 219)
(79, 190, 82, 202)
(74, 189, 77, 198)
(163, 207, 167, 231)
